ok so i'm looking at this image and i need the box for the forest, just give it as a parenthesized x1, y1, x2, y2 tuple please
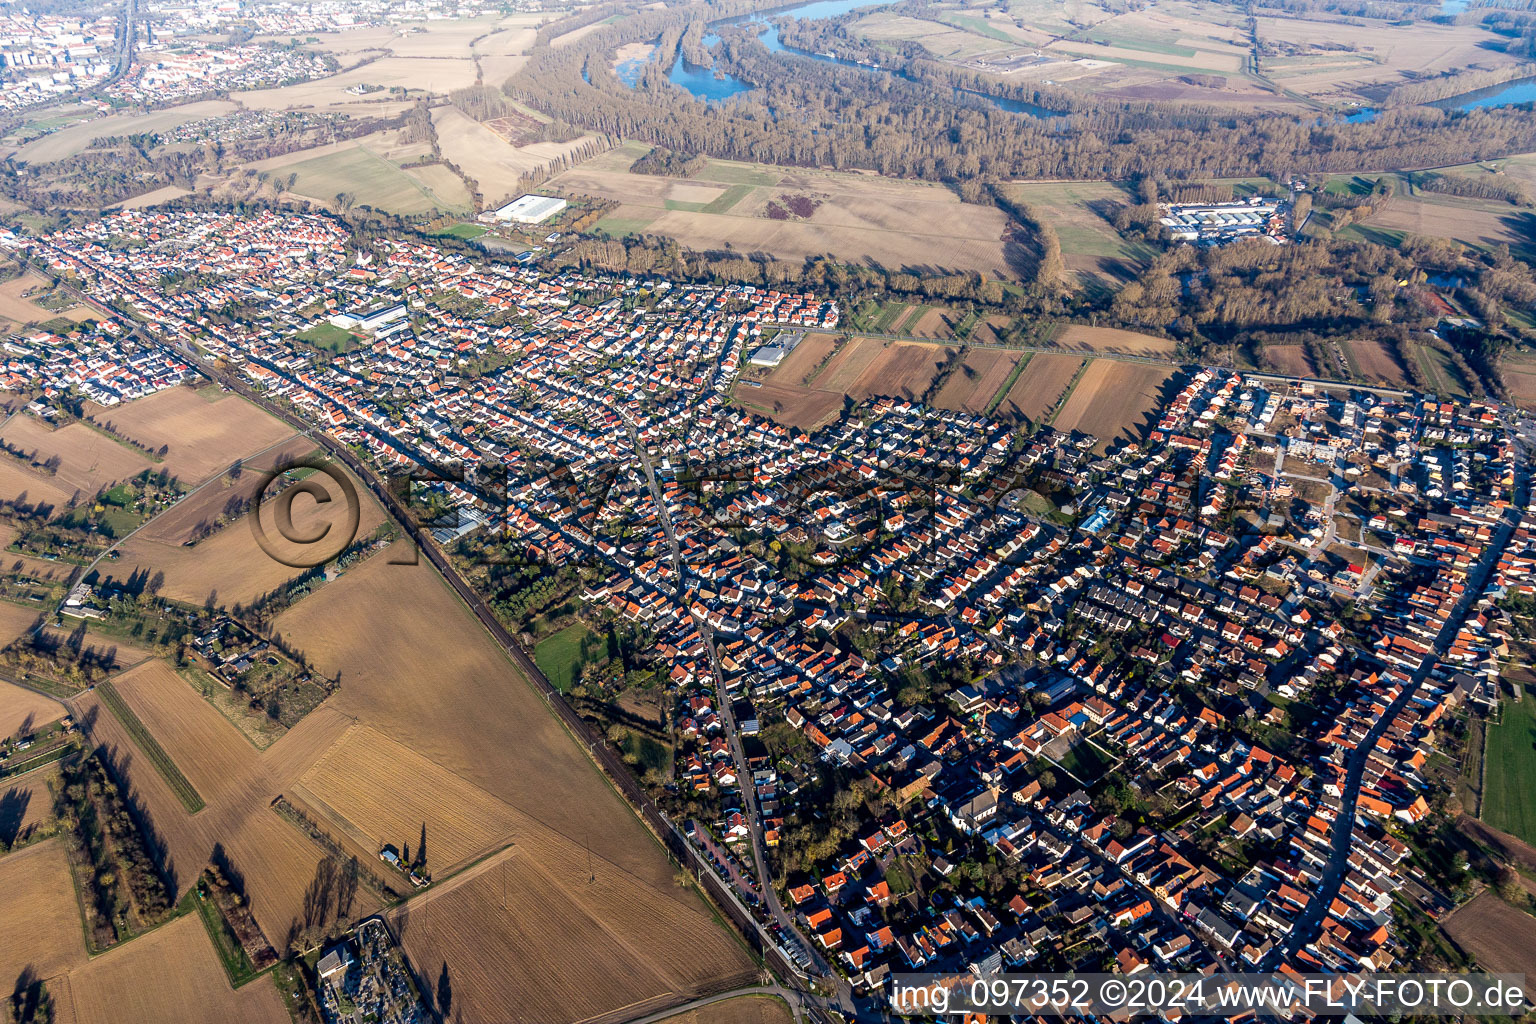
(504, 0, 1536, 184)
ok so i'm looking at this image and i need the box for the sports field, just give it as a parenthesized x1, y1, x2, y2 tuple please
(1482, 696, 1536, 845)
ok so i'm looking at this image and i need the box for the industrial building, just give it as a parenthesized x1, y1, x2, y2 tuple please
(1159, 197, 1286, 244)
(487, 194, 568, 225)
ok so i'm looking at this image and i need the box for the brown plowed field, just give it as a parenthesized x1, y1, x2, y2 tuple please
(110, 659, 259, 804)
(765, 333, 839, 387)
(1440, 891, 1536, 996)
(1055, 324, 1176, 356)
(733, 382, 844, 431)
(84, 387, 296, 486)
(0, 677, 64, 738)
(0, 764, 60, 844)
(996, 354, 1083, 424)
(393, 844, 755, 1024)
(1344, 339, 1412, 387)
(0, 838, 89, 985)
(0, 417, 150, 499)
(1053, 360, 1179, 452)
(658, 995, 796, 1024)
(71, 670, 359, 945)
(931, 349, 1023, 415)
(296, 724, 519, 874)
(111, 457, 385, 607)
(1262, 345, 1315, 378)
(0, 458, 73, 511)
(275, 546, 755, 1016)
(50, 913, 289, 1024)
(274, 547, 688, 885)
(135, 437, 318, 547)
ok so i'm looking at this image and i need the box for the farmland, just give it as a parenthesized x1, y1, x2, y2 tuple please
(556, 146, 1014, 279)
(1261, 345, 1316, 379)
(0, 416, 151, 502)
(811, 338, 951, 402)
(0, 270, 91, 326)
(931, 349, 1024, 416)
(764, 333, 839, 387)
(393, 843, 756, 1024)
(0, 764, 60, 846)
(273, 547, 693, 881)
(0, 678, 64, 738)
(994, 353, 1085, 425)
(295, 723, 521, 875)
(1440, 891, 1536, 993)
(1052, 360, 1180, 451)
(1000, 182, 1151, 287)
(1355, 195, 1529, 252)
(51, 912, 291, 1024)
(284, 143, 472, 217)
(111, 457, 386, 607)
(0, 839, 89, 984)
(83, 387, 297, 486)
(1482, 696, 1536, 846)
(432, 105, 598, 210)
(658, 994, 795, 1024)
(72, 675, 368, 947)
(732, 381, 845, 431)
(740, 336, 960, 428)
(106, 659, 262, 808)
(1053, 325, 1177, 356)
(0, 457, 74, 512)
(273, 547, 756, 1015)
(1342, 339, 1412, 388)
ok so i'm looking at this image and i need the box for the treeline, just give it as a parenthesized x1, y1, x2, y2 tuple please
(54, 749, 177, 951)
(630, 146, 707, 177)
(1418, 170, 1533, 205)
(449, 84, 516, 122)
(552, 233, 1008, 304)
(503, 1, 1536, 184)
(1111, 235, 1427, 343)
(987, 186, 1064, 295)
(1383, 64, 1535, 106)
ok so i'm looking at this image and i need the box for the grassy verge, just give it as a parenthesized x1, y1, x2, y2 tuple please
(95, 681, 205, 813)
(1044, 358, 1091, 426)
(192, 880, 261, 988)
(535, 622, 593, 693)
(983, 351, 1032, 417)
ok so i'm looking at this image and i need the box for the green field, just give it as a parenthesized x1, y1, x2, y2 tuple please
(594, 214, 659, 238)
(1003, 181, 1148, 262)
(1482, 695, 1536, 844)
(693, 160, 782, 187)
(286, 145, 470, 217)
(96, 681, 205, 813)
(437, 222, 489, 240)
(535, 623, 592, 693)
(1057, 739, 1116, 783)
(297, 321, 362, 352)
(1072, 32, 1198, 57)
(937, 14, 1017, 42)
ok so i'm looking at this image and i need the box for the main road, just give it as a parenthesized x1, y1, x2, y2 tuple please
(617, 411, 873, 1023)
